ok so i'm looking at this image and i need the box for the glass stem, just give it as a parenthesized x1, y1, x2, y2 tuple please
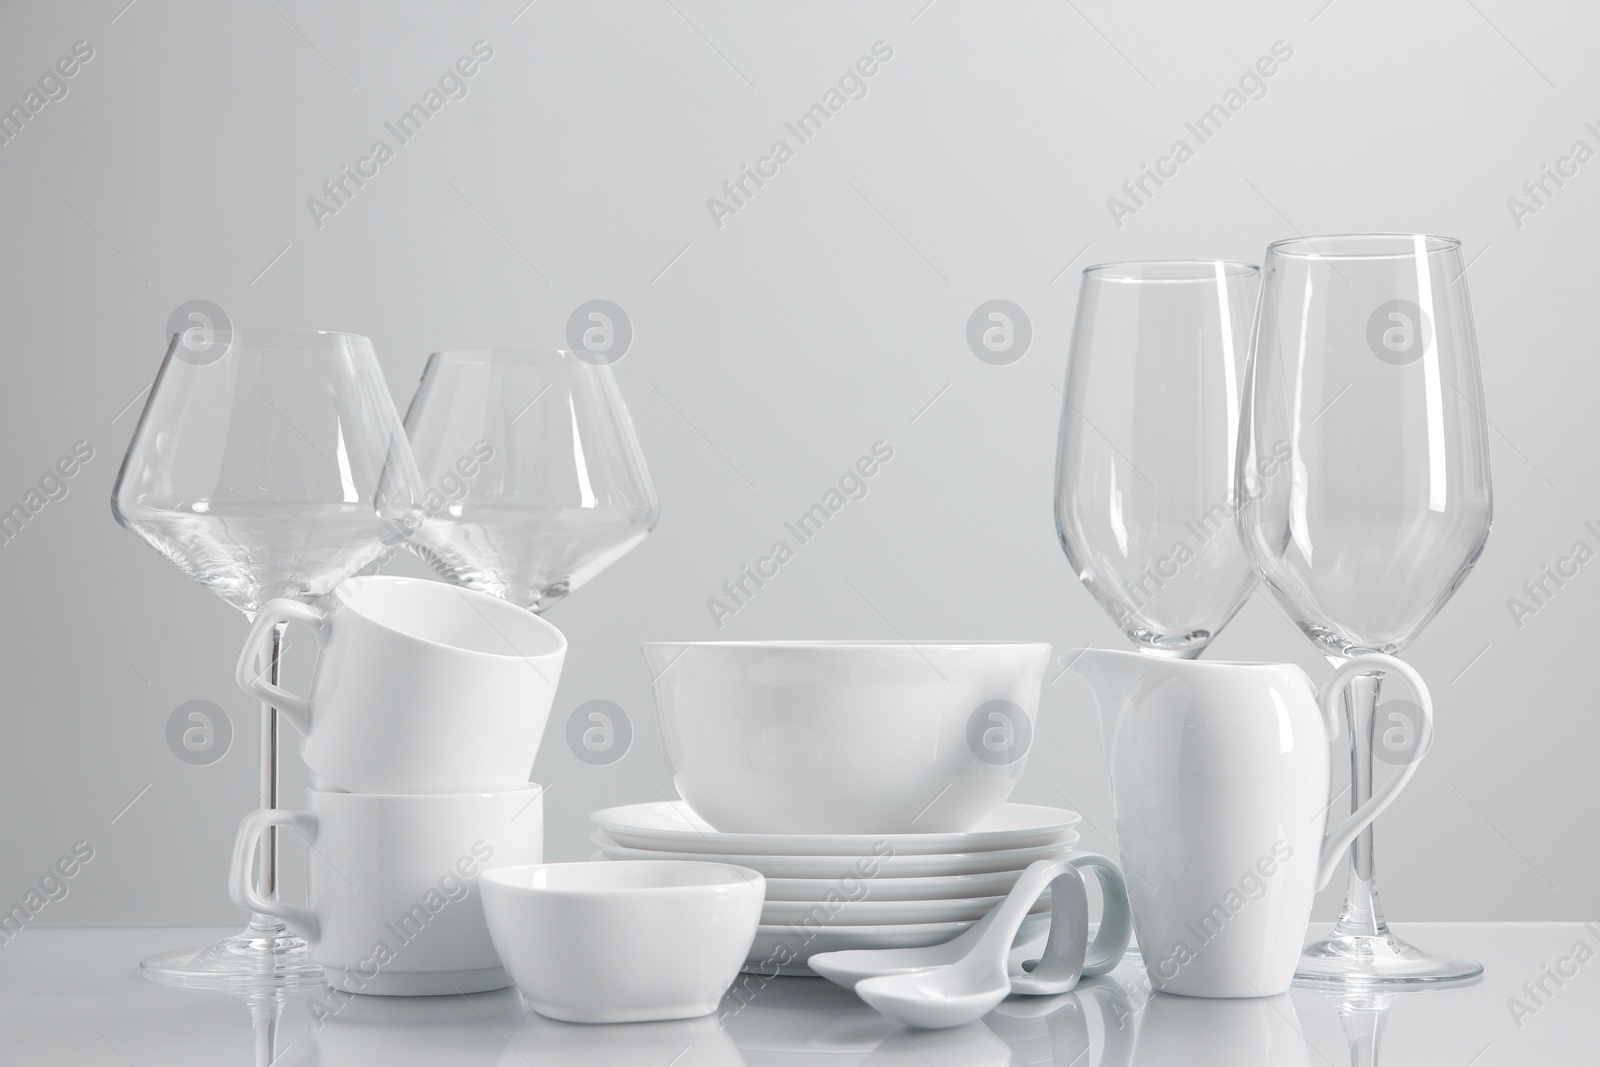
(251, 995, 282, 1067)
(1335, 999, 1387, 1067)
(1330, 672, 1389, 937)
(246, 622, 287, 935)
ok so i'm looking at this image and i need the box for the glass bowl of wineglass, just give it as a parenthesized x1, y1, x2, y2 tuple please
(401, 349, 658, 613)
(1055, 260, 1261, 659)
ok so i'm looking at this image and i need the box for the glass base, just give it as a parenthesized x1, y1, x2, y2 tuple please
(139, 919, 326, 991)
(1296, 927, 1484, 988)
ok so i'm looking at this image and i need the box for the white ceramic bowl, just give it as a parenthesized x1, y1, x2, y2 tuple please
(641, 641, 1052, 834)
(480, 861, 764, 1024)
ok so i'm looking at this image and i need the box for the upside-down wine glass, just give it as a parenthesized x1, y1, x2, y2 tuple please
(1236, 234, 1492, 985)
(401, 349, 658, 612)
(1056, 260, 1261, 659)
(112, 328, 424, 988)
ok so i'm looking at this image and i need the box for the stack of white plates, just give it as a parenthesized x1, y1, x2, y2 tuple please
(591, 801, 1081, 975)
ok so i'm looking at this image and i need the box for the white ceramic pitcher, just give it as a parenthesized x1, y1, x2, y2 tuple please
(1072, 648, 1432, 998)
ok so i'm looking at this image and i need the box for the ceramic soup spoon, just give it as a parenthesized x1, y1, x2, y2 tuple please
(809, 854, 1131, 1030)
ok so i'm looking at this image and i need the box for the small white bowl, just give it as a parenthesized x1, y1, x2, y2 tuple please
(480, 860, 765, 1024)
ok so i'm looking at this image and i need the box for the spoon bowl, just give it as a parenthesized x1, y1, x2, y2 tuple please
(857, 967, 1012, 1030)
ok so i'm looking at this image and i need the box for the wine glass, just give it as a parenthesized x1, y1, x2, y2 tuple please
(112, 328, 424, 988)
(1236, 234, 1492, 985)
(1055, 260, 1261, 658)
(402, 349, 658, 612)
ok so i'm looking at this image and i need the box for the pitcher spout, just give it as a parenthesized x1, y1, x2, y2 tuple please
(1065, 647, 1168, 700)
(1066, 647, 1168, 772)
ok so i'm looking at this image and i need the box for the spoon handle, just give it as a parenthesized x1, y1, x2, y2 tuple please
(1011, 852, 1133, 992)
(1009, 865, 1088, 994)
(1069, 852, 1133, 976)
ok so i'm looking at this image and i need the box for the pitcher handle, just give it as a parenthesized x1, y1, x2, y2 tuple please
(1315, 653, 1433, 889)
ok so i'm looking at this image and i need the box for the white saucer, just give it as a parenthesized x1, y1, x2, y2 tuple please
(591, 832, 1079, 880)
(592, 801, 1081, 856)
(743, 912, 1051, 974)
(763, 867, 1041, 902)
(760, 892, 1049, 927)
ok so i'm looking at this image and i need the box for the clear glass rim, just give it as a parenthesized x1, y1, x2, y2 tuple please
(1082, 260, 1259, 283)
(425, 348, 582, 366)
(1266, 233, 1462, 261)
(209, 328, 372, 348)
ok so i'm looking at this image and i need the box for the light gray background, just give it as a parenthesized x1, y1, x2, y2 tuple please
(1, 0, 1594, 927)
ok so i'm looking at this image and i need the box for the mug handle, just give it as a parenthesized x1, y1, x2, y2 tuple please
(235, 599, 328, 737)
(229, 808, 320, 942)
(1315, 653, 1434, 889)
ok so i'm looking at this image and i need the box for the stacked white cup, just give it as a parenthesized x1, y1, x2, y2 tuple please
(228, 576, 564, 995)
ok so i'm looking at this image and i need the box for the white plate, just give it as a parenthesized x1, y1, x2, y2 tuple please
(760, 892, 1049, 926)
(591, 832, 1079, 879)
(592, 801, 1081, 856)
(743, 911, 1051, 974)
(763, 867, 1042, 902)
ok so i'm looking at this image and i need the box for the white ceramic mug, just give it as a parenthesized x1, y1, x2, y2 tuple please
(236, 576, 566, 794)
(642, 641, 1051, 834)
(230, 787, 545, 995)
(1077, 648, 1433, 998)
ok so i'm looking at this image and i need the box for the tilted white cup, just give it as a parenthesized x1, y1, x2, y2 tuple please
(230, 787, 545, 995)
(236, 576, 566, 794)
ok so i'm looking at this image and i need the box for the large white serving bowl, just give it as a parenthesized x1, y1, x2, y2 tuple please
(641, 641, 1052, 834)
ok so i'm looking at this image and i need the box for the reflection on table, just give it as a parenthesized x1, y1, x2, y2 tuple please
(5, 926, 1592, 1067)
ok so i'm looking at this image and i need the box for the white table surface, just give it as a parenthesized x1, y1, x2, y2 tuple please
(0, 924, 1594, 1065)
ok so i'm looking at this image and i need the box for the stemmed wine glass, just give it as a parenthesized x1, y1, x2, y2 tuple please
(1236, 234, 1492, 985)
(113, 328, 424, 988)
(401, 349, 658, 612)
(1056, 261, 1261, 658)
